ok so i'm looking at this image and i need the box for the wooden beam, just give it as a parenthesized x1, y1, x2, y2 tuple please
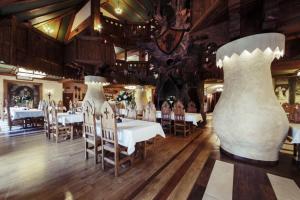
(33, 9, 75, 27)
(121, 0, 147, 21)
(272, 59, 300, 71)
(190, 0, 222, 32)
(91, 0, 100, 33)
(0, 0, 37, 7)
(64, 12, 76, 42)
(29, 7, 75, 25)
(68, 17, 91, 41)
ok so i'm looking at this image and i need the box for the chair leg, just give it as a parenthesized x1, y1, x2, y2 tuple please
(115, 152, 119, 177)
(94, 144, 98, 164)
(85, 141, 89, 160)
(101, 146, 105, 170)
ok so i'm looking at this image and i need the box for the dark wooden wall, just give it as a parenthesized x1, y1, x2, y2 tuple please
(0, 18, 64, 76)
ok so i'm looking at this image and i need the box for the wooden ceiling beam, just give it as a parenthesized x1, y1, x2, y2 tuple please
(33, 9, 75, 27)
(121, 0, 147, 21)
(15, 0, 80, 21)
(0, 0, 37, 8)
(29, 7, 75, 25)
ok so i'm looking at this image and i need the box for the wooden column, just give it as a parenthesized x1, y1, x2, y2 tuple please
(197, 80, 206, 124)
(228, 0, 240, 40)
(91, 0, 100, 35)
(288, 77, 297, 104)
(9, 16, 17, 65)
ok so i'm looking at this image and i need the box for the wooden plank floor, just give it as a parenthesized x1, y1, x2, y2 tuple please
(1, 118, 299, 200)
(0, 125, 215, 200)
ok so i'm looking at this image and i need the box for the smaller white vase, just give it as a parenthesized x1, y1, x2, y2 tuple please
(83, 76, 109, 117)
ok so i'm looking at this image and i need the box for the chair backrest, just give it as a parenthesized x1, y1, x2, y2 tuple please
(100, 101, 117, 145)
(143, 102, 156, 122)
(187, 101, 197, 113)
(173, 100, 185, 122)
(127, 106, 137, 119)
(83, 101, 96, 137)
(49, 104, 59, 128)
(161, 101, 171, 120)
(5, 99, 12, 126)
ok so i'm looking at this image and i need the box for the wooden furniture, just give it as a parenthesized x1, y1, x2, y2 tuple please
(173, 100, 190, 137)
(42, 101, 52, 139)
(161, 101, 172, 134)
(187, 101, 197, 113)
(126, 106, 137, 119)
(143, 102, 156, 122)
(187, 101, 197, 133)
(5, 99, 24, 131)
(49, 105, 71, 143)
(83, 101, 102, 164)
(100, 101, 132, 176)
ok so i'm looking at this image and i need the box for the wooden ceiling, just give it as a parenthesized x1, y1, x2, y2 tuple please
(0, 0, 153, 41)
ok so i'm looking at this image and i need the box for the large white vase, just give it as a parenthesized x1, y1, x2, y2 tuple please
(213, 33, 289, 162)
(83, 76, 109, 117)
(135, 86, 148, 114)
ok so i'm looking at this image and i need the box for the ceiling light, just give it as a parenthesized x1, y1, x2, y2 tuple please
(115, 0, 122, 14)
(115, 7, 122, 14)
(94, 24, 102, 32)
(297, 70, 300, 77)
(43, 24, 54, 34)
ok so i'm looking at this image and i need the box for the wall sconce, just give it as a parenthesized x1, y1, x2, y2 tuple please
(47, 90, 53, 101)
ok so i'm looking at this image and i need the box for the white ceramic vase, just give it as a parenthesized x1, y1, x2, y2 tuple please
(213, 33, 289, 162)
(83, 76, 109, 117)
(135, 86, 148, 114)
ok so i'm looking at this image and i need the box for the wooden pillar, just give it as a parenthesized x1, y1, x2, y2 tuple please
(289, 77, 297, 104)
(125, 49, 127, 61)
(197, 80, 206, 124)
(10, 16, 17, 65)
(228, 0, 240, 40)
(91, 0, 100, 34)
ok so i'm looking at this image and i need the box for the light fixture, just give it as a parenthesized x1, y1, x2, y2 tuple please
(124, 85, 136, 90)
(43, 24, 54, 34)
(297, 70, 300, 77)
(94, 24, 102, 32)
(16, 67, 46, 79)
(115, 0, 123, 14)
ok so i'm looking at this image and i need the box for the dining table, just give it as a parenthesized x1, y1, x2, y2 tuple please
(119, 109, 203, 126)
(10, 107, 44, 120)
(57, 112, 166, 156)
(289, 123, 300, 163)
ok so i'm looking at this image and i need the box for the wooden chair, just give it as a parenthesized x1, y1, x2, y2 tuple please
(161, 101, 172, 134)
(126, 106, 137, 119)
(5, 99, 24, 131)
(187, 101, 197, 113)
(173, 100, 190, 137)
(100, 101, 132, 176)
(42, 101, 52, 139)
(49, 104, 71, 143)
(83, 101, 102, 164)
(143, 102, 157, 122)
(187, 101, 197, 133)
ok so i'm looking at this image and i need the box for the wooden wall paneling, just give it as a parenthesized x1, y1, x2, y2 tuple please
(0, 20, 12, 63)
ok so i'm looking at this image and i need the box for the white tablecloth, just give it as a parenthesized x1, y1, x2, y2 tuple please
(156, 111, 203, 126)
(96, 118, 165, 155)
(119, 109, 203, 126)
(57, 112, 83, 125)
(10, 108, 44, 120)
(289, 123, 300, 144)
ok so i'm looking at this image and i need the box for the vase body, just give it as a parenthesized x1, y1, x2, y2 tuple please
(83, 83, 106, 117)
(213, 49, 289, 162)
(135, 86, 147, 114)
